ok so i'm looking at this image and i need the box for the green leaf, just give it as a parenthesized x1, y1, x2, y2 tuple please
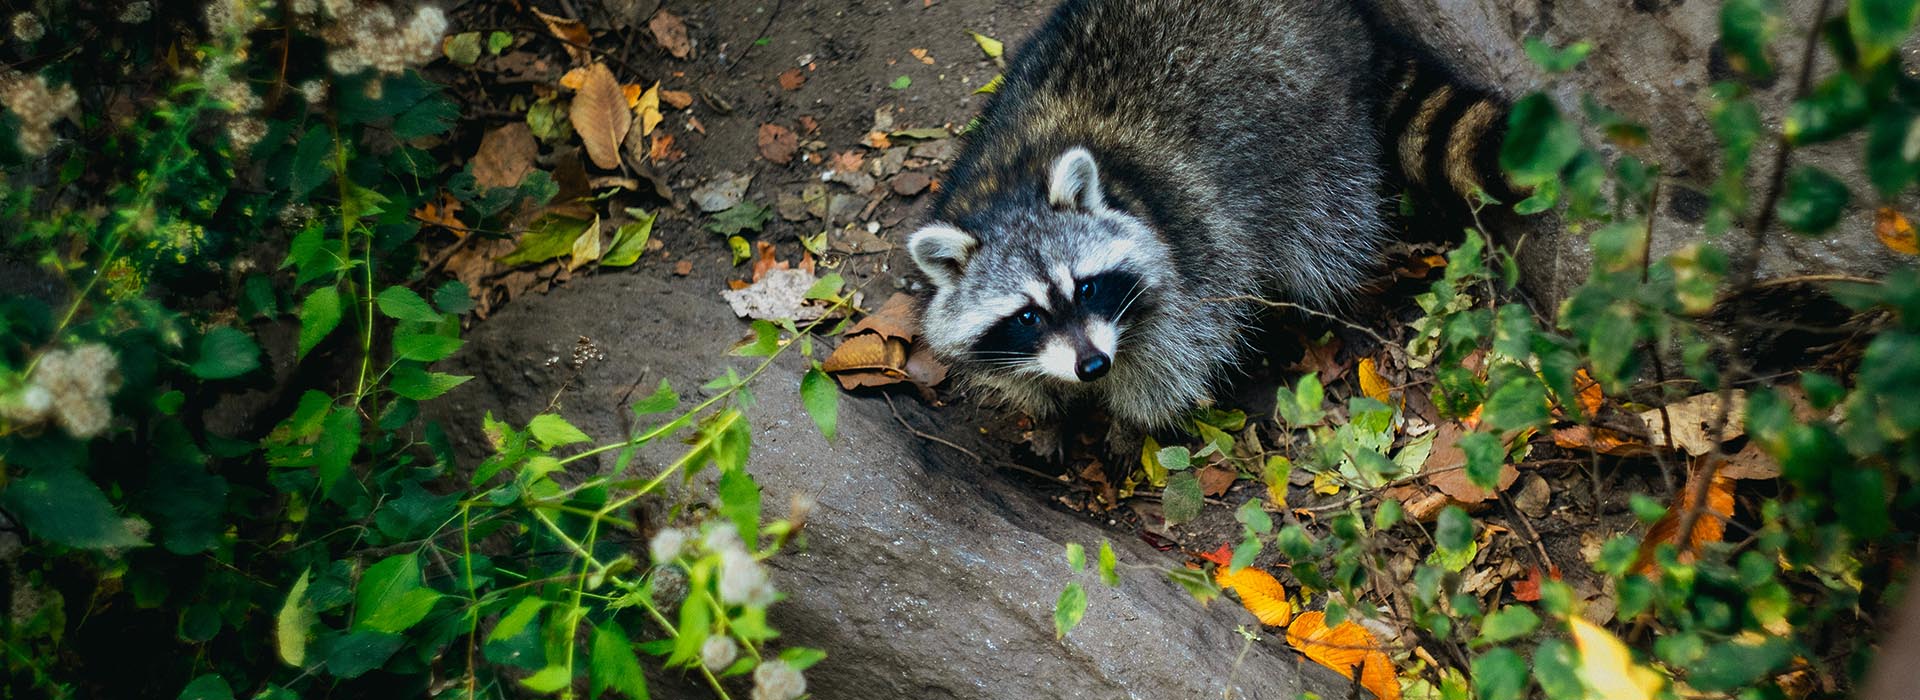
(591, 623, 649, 699)
(888, 75, 912, 90)
(177, 674, 234, 700)
(434, 280, 475, 315)
(718, 468, 763, 544)
(632, 380, 679, 415)
(1776, 165, 1850, 234)
(297, 286, 343, 361)
(528, 413, 592, 449)
(1785, 72, 1869, 145)
(316, 405, 361, 490)
(1065, 542, 1087, 571)
(1275, 373, 1326, 426)
(1687, 637, 1792, 691)
(1850, 0, 1920, 67)
(1053, 582, 1087, 639)
(1500, 94, 1582, 186)
(288, 127, 334, 198)
(1097, 541, 1119, 586)
(390, 365, 472, 400)
(393, 92, 460, 139)
(1481, 374, 1548, 432)
(353, 553, 442, 634)
(1162, 470, 1204, 525)
(800, 365, 839, 440)
(1428, 506, 1477, 572)
(375, 286, 442, 323)
(1720, 0, 1781, 79)
(1471, 648, 1529, 700)
(1, 465, 143, 549)
(521, 665, 573, 693)
(326, 630, 404, 679)
(705, 201, 774, 235)
(444, 31, 482, 64)
(1866, 108, 1920, 198)
(192, 327, 260, 379)
(1475, 605, 1540, 645)
(1156, 445, 1192, 471)
(393, 332, 463, 362)
(1531, 639, 1584, 700)
(1235, 498, 1273, 533)
(1460, 431, 1506, 490)
(734, 320, 780, 357)
(490, 597, 547, 642)
(602, 210, 657, 267)
(1522, 38, 1591, 73)
(502, 215, 595, 266)
(277, 570, 316, 668)
(779, 646, 828, 671)
(488, 31, 514, 55)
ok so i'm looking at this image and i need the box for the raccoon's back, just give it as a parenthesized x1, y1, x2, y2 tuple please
(937, 0, 1390, 306)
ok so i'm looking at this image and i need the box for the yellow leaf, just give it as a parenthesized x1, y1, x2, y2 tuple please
(637, 81, 663, 136)
(967, 31, 1003, 59)
(1140, 435, 1168, 488)
(1312, 470, 1342, 496)
(1877, 206, 1918, 255)
(567, 216, 604, 271)
(570, 63, 630, 170)
(1287, 611, 1401, 700)
(1569, 617, 1664, 700)
(559, 67, 588, 90)
(1214, 565, 1292, 626)
(1358, 357, 1393, 405)
(975, 73, 1005, 95)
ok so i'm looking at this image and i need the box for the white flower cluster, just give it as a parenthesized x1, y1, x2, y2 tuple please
(118, 2, 154, 24)
(308, 2, 448, 76)
(10, 12, 43, 42)
(0, 72, 78, 156)
(1, 343, 121, 439)
(752, 659, 807, 700)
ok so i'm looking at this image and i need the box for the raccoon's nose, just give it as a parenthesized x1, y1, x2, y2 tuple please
(1076, 352, 1111, 381)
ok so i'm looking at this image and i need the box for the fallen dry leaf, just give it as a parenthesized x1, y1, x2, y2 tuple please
(1199, 465, 1237, 497)
(1877, 206, 1918, 255)
(750, 240, 788, 282)
(1641, 390, 1747, 456)
(823, 333, 908, 376)
(1290, 333, 1348, 384)
(648, 132, 682, 163)
(648, 10, 692, 59)
(1634, 461, 1736, 574)
(1358, 357, 1393, 405)
(797, 115, 819, 135)
(637, 82, 663, 136)
(847, 293, 919, 341)
(535, 9, 593, 65)
(1286, 611, 1400, 700)
(1214, 564, 1294, 627)
(890, 171, 932, 196)
(778, 67, 807, 91)
(720, 268, 836, 321)
(757, 123, 798, 165)
(559, 66, 588, 90)
(660, 88, 693, 110)
(413, 191, 464, 232)
(827, 150, 865, 173)
(570, 63, 631, 170)
(472, 123, 538, 190)
(673, 260, 693, 276)
(1422, 423, 1518, 503)
(909, 47, 935, 64)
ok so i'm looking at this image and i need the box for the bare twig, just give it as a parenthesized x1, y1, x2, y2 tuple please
(1202, 295, 1396, 350)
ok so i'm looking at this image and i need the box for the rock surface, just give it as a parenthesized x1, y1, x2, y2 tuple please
(432, 271, 1349, 699)
(1370, 0, 1910, 305)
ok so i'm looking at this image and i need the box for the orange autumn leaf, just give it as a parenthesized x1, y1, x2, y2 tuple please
(1878, 206, 1919, 255)
(1213, 564, 1293, 627)
(1358, 357, 1393, 405)
(413, 192, 464, 233)
(1573, 368, 1604, 417)
(1286, 611, 1400, 700)
(1634, 464, 1735, 574)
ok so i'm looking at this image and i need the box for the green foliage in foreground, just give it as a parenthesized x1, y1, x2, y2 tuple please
(0, 5, 839, 699)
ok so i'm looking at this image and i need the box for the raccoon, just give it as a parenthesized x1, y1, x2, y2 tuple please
(908, 0, 1513, 458)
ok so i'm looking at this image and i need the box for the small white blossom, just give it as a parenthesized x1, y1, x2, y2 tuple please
(751, 660, 806, 700)
(23, 343, 122, 439)
(10, 12, 43, 42)
(700, 635, 739, 672)
(649, 527, 690, 564)
(118, 2, 153, 23)
(717, 547, 776, 607)
(701, 522, 745, 554)
(0, 72, 79, 156)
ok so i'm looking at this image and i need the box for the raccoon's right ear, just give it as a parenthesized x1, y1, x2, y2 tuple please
(907, 223, 977, 288)
(1048, 147, 1106, 212)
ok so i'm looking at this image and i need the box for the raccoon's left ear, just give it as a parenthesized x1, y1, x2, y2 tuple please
(1048, 147, 1106, 212)
(907, 223, 977, 288)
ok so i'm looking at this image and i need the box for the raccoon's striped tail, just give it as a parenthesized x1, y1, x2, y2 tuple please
(1381, 57, 1526, 212)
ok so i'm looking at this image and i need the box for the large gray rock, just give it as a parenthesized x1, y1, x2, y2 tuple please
(433, 271, 1349, 699)
(1369, 0, 1907, 305)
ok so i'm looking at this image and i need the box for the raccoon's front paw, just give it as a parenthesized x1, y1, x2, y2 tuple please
(1023, 424, 1068, 464)
(1103, 422, 1146, 467)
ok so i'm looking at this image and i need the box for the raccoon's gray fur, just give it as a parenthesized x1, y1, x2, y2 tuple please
(908, 0, 1499, 455)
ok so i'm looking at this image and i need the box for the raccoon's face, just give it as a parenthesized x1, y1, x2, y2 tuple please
(908, 148, 1168, 384)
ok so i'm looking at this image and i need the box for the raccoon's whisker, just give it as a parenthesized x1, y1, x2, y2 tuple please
(1114, 279, 1147, 322)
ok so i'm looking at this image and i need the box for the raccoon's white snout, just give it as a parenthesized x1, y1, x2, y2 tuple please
(1037, 320, 1120, 383)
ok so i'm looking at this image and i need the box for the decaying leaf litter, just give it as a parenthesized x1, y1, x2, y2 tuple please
(410, 1, 1888, 696)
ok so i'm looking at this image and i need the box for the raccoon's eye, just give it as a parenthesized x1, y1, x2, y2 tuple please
(1016, 309, 1041, 326)
(1076, 280, 1097, 299)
